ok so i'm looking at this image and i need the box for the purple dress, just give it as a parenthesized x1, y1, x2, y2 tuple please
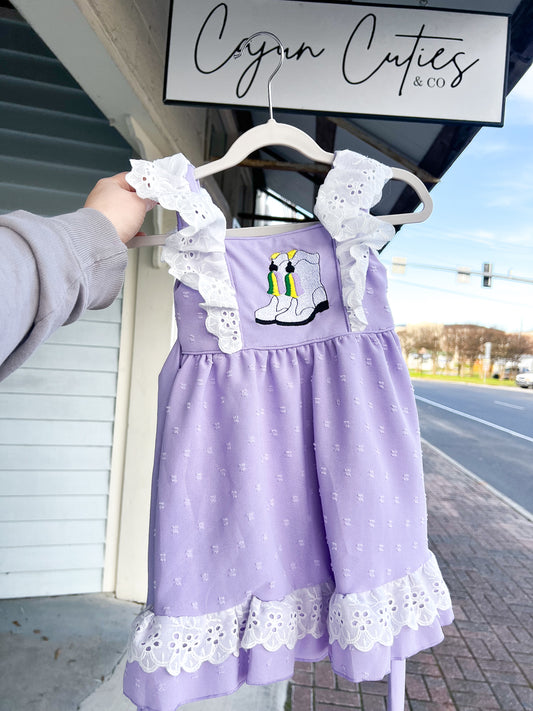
(123, 151, 453, 711)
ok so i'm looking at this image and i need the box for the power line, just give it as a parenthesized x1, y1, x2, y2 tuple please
(388, 278, 531, 308)
(389, 259, 533, 285)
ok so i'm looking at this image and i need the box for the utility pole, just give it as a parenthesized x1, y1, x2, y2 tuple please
(483, 341, 492, 381)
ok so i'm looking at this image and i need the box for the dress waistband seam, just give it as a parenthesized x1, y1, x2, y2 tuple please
(180, 327, 397, 355)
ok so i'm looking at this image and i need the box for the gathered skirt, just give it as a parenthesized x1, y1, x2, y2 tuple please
(123, 329, 453, 710)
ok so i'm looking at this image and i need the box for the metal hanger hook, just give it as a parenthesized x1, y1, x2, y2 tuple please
(234, 31, 284, 121)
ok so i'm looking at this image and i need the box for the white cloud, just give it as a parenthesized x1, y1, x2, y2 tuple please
(400, 222, 532, 252)
(507, 66, 533, 124)
(490, 225, 533, 249)
(484, 193, 519, 209)
(466, 140, 510, 158)
(387, 278, 533, 332)
(402, 224, 495, 247)
(477, 167, 533, 210)
(445, 225, 532, 250)
(510, 65, 533, 102)
(489, 171, 533, 192)
(465, 228, 497, 244)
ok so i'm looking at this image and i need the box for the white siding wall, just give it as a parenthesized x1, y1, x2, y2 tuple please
(4, 1, 217, 602)
(0, 300, 122, 598)
(0, 12, 132, 598)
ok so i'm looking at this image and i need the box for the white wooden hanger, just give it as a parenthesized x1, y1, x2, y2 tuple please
(194, 32, 335, 179)
(193, 31, 432, 226)
(194, 118, 335, 180)
(128, 32, 432, 249)
(194, 122, 431, 226)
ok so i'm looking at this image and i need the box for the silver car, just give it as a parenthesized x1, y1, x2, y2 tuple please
(516, 371, 533, 388)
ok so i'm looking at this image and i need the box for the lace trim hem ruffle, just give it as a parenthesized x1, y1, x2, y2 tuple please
(127, 553, 452, 676)
(315, 151, 395, 332)
(126, 155, 243, 354)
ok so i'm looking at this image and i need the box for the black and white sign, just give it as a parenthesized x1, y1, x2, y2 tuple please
(165, 0, 509, 125)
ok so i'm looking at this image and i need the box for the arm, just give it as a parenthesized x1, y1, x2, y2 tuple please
(0, 173, 151, 381)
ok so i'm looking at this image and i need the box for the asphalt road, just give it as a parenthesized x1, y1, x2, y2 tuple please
(412, 379, 533, 514)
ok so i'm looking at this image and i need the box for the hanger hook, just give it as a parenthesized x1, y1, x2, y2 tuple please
(234, 31, 284, 121)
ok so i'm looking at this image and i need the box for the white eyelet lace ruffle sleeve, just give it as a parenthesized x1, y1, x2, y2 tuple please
(126, 155, 243, 354)
(315, 151, 395, 332)
(127, 552, 452, 676)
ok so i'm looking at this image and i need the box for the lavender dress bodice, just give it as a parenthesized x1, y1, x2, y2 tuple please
(175, 224, 394, 355)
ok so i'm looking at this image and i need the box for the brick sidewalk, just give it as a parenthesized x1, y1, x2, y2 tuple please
(288, 442, 533, 711)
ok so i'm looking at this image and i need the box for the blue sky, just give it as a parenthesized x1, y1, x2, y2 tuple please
(384, 67, 533, 333)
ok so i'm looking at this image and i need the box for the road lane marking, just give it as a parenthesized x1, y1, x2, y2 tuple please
(415, 395, 533, 443)
(494, 400, 525, 411)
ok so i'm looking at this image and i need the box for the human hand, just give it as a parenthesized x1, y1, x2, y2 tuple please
(84, 172, 156, 244)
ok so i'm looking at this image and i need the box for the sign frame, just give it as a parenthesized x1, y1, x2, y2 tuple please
(164, 0, 510, 126)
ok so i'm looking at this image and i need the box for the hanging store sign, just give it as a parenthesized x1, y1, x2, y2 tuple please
(165, 0, 509, 125)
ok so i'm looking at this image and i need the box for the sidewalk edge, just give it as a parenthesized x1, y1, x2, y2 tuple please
(421, 438, 533, 523)
(410, 376, 523, 393)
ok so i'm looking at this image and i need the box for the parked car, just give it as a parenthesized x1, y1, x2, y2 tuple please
(515, 371, 533, 388)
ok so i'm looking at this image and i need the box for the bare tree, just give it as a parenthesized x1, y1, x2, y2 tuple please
(415, 323, 444, 373)
(397, 323, 443, 372)
(504, 332, 533, 373)
(443, 324, 488, 375)
(396, 326, 418, 361)
(400, 324, 533, 378)
(487, 328, 510, 362)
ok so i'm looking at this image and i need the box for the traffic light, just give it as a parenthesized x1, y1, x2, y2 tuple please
(482, 263, 493, 287)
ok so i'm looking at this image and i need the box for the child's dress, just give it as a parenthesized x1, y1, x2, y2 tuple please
(123, 151, 453, 711)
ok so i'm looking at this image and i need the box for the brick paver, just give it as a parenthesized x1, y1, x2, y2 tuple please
(287, 442, 533, 710)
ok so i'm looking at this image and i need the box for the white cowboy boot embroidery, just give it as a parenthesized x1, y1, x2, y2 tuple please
(275, 250, 329, 326)
(254, 252, 292, 324)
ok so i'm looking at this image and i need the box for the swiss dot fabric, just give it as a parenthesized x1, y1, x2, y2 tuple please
(123, 151, 453, 711)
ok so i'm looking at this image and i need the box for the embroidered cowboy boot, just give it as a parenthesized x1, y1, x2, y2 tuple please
(275, 249, 329, 326)
(254, 252, 292, 324)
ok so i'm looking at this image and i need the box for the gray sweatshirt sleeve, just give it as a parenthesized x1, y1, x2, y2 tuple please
(0, 207, 128, 381)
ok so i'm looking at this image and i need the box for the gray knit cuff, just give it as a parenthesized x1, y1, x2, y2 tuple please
(55, 208, 128, 310)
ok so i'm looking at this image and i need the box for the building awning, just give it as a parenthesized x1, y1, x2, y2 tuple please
(226, 0, 533, 219)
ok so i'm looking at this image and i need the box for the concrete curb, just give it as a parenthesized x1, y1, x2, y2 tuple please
(410, 376, 527, 393)
(78, 654, 134, 710)
(421, 438, 533, 522)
